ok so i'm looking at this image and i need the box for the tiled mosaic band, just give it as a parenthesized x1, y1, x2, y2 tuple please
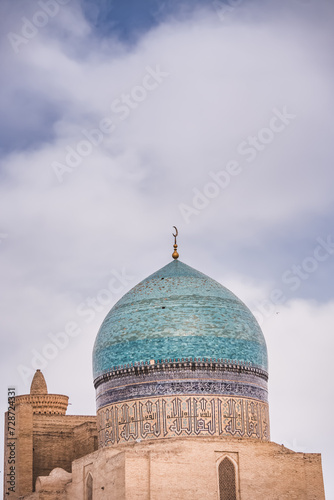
(95, 361, 268, 409)
(97, 395, 270, 446)
(94, 358, 268, 388)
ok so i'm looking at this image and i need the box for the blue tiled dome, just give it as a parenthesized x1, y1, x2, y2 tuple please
(93, 260, 268, 380)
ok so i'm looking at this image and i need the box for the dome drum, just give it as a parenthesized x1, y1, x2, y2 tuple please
(95, 359, 268, 409)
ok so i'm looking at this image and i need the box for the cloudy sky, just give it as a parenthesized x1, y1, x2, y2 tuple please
(0, 0, 333, 496)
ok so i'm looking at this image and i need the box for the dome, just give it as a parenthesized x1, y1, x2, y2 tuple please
(93, 258, 270, 446)
(93, 259, 267, 381)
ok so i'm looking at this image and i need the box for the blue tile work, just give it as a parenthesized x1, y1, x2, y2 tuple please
(97, 379, 268, 407)
(93, 260, 268, 380)
(94, 362, 269, 409)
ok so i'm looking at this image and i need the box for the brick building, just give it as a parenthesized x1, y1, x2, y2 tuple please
(3, 247, 325, 499)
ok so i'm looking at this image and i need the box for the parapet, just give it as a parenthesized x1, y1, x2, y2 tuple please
(15, 369, 69, 415)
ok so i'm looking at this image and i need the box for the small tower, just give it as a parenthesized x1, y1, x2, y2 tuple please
(30, 369, 48, 395)
(3, 370, 97, 498)
(12, 369, 69, 417)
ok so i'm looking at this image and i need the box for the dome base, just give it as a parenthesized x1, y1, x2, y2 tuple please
(97, 394, 270, 447)
(95, 359, 268, 409)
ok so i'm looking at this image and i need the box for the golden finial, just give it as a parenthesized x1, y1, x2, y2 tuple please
(172, 226, 179, 260)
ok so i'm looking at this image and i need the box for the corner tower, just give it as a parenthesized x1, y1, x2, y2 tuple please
(3, 370, 98, 498)
(93, 243, 270, 447)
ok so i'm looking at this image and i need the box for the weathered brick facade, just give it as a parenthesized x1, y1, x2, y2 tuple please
(3, 370, 97, 499)
(14, 437, 326, 500)
(3, 259, 326, 499)
(3, 373, 325, 500)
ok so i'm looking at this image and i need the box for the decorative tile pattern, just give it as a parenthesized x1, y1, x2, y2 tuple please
(97, 395, 270, 445)
(97, 379, 268, 406)
(95, 362, 268, 409)
(93, 260, 268, 379)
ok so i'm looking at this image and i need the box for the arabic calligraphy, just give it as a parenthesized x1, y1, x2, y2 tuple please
(98, 395, 270, 446)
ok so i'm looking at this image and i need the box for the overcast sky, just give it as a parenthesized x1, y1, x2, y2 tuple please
(0, 0, 333, 496)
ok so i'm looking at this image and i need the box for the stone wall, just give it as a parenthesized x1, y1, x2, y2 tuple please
(31, 437, 325, 500)
(32, 414, 98, 486)
(3, 408, 97, 499)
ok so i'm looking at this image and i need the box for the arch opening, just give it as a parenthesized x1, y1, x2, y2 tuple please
(86, 473, 93, 500)
(218, 457, 237, 500)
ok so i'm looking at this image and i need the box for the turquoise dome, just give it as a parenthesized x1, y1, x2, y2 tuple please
(93, 260, 268, 380)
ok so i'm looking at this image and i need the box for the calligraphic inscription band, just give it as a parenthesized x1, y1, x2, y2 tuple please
(97, 395, 270, 446)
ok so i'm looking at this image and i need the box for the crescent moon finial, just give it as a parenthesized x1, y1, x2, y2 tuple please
(172, 226, 179, 260)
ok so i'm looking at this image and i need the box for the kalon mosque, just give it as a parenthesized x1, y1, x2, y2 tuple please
(3, 231, 325, 499)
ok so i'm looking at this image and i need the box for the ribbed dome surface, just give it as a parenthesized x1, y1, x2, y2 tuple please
(93, 260, 267, 380)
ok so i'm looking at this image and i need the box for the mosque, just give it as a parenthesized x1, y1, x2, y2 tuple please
(3, 231, 325, 499)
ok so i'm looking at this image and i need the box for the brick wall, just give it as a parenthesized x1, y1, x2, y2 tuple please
(67, 437, 325, 500)
(3, 402, 98, 499)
